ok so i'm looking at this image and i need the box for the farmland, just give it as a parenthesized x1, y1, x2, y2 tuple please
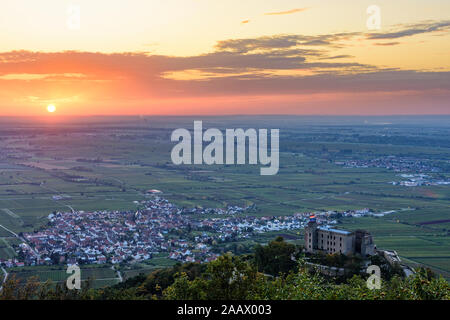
(0, 115, 449, 282)
(6, 264, 120, 289)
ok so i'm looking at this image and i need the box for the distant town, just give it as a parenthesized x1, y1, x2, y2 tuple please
(336, 156, 450, 186)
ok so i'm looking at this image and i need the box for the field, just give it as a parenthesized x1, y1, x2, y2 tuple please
(6, 265, 120, 289)
(121, 253, 177, 280)
(0, 238, 18, 260)
(0, 116, 449, 282)
(338, 217, 450, 280)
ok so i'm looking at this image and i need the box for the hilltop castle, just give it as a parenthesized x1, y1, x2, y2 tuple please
(304, 216, 375, 257)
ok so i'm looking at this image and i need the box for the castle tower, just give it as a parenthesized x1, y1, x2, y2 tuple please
(304, 215, 318, 253)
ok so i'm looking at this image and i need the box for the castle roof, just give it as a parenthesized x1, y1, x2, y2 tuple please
(318, 226, 352, 235)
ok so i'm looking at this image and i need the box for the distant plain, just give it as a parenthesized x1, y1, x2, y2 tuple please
(0, 115, 449, 283)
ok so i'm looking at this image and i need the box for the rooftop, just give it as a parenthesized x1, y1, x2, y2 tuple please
(318, 226, 353, 235)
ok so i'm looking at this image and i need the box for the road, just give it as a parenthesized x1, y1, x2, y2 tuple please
(0, 224, 19, 238)
(0, 266, 8, 292)
(0, 224, 39, 257)
(111, 266, 123, 283)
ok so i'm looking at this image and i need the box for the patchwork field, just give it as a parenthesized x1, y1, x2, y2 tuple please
(0, 116, 449, 282)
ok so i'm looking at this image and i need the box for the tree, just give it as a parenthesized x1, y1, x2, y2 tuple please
(163, 254, 264, 300)
(254, 237, 298, 276)
(3, 237, 450, 301)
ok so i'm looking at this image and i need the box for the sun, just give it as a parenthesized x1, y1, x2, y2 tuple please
(47, 104, 56, 113)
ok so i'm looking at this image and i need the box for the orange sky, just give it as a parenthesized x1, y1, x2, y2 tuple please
(0, 0, 449, 116)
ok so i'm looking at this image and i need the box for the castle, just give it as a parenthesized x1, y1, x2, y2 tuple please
(304, 216, 375, 257)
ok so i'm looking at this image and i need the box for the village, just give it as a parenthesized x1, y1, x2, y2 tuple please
(335, 156, 449, 186)
(0, 196, 401, 268)
(335, 156, 441, 172)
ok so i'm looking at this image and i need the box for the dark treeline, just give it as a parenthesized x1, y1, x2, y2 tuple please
(1, 237, 449, 300)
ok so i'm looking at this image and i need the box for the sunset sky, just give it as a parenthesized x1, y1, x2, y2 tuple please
(0, 0, 449, 116)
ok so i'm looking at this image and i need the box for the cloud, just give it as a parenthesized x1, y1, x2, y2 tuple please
(0, 30, 448, 114)
(318, 55, 353, 60)
(373, 42, 400, 46)
(0, 48, 447, 99)
(367, 20, 450, 39)
(214, 33, 359, 53)
(215, 36, 302, 53)
(264, 8, 309, 16)
(1, 20, 449, 114)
